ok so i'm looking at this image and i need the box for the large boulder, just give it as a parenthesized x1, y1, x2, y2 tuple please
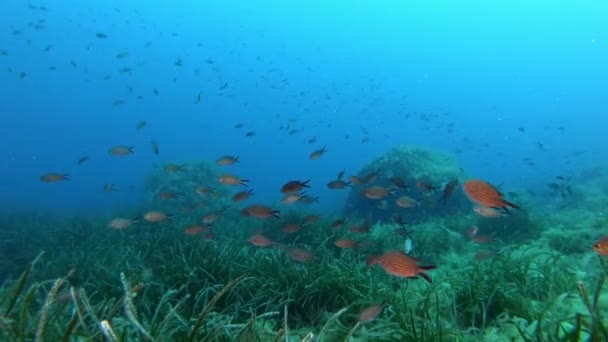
(343, 145, 468, 224)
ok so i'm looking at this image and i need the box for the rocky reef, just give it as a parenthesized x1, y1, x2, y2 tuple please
(343, 145, 468, 223)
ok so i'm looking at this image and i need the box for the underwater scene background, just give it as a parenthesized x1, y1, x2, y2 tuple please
(1, 0, 608, 341)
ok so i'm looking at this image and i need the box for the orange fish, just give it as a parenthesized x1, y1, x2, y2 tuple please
(109, 145, 134, 156)
(416, 180, 438, 193)
(349, 176, 363, 185)
(363, 186, 395, 199)
(298, 195, 320, 204)
(334, 239, 357, 249)
(108, 217, 137, 229)
(164, 164, 183, 172)
(358, 304, 384, 323)
(463, 179, 519, 212)
(143, 211, 172, 222)
(349, 222, 371, 233)
(303, 214, 320, 224)
(473, 206, 504, 218)
(281, 192, 305, 204)
(202, 208, 228, 224)
(330, 218, 348, 231)
(439, 179, 459, 204)
(281, 223, 305, 234)
(157, 191, 178, 199)
(365, 255, 381, 267)
(183, 225, 211, 236)
(327, 180, 350, 189)
(248, 233, 274, 247)
(378, 251, 436, 283)
(592, 237, 608, 256)
(309, 146, 327, 160)
(395, 196, 417, 208)
(40, 173, 69, 182)
(466, 226, 479, 239)
(196, 186, 216, 196)
(217, 174, 249, 186)
(363, 171, 382, 183)
(232, 189, 254, 202)
(241, 205, 280, 219)
(288, 248, 315, 263)
(280, 179, 310, 194)
(216, 155, 240, 166)
(389, 177, 409, 190)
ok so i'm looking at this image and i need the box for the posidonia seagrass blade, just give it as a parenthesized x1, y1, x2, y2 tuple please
(1, 252, 43, 317)
(188, 273, 248, 342)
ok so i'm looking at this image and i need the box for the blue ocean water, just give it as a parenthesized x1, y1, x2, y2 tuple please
(0, 0, 606, 215)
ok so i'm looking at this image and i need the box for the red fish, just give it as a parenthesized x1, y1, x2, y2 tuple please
(40, 173, 69, 182)
(232, 189, 254, 202)
(143, 211, 172, 222)
(365, 255, 381, 267)
(395, 195, 417, 208)
(281, 223, 305, 234)
(327, 180, 351, 189)
(334, 239, 357, 249)
(473, 206, 504, 218)
(389, 177, 409, 190)
(183, 225, 211, 236)
(358, 304, 384, 323)
(363, 186, 395, 199)
(217, 174, 249, 186)
(309, 146, 327, 160)
(248, 233, 274, 247)
(288, 248, 315, 263)
(416, 181, 438, 193)
(202, 208, 228, 224)
(280, 180, 310, 194)
(439, 179, 459, 203)
(216, 155, 239, 166)
(593, 237, 608, 256)
(378, 251, 436, 283)
(241, 205, 280, 219)
(463, 179, 519, 212)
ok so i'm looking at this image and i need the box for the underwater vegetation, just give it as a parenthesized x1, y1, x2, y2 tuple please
(2, 146, 608, 341)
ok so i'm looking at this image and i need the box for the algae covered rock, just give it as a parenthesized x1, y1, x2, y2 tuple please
(343, 145, 468, 223)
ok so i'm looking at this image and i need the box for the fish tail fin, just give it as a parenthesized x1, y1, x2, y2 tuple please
(129, 146, 134, 153)
(419, 272, 433, 283)
(420, 264, 437, 271)
(63, 173, 70, 180)
(503, 200, 520, 210)
(272, 210, 281, 218)
(303, 179, 311, 187)
(166, 214, 174, 221)
(241, 179, 250, 186)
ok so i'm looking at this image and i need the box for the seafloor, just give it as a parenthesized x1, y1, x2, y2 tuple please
(1, 149, 607, 341)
